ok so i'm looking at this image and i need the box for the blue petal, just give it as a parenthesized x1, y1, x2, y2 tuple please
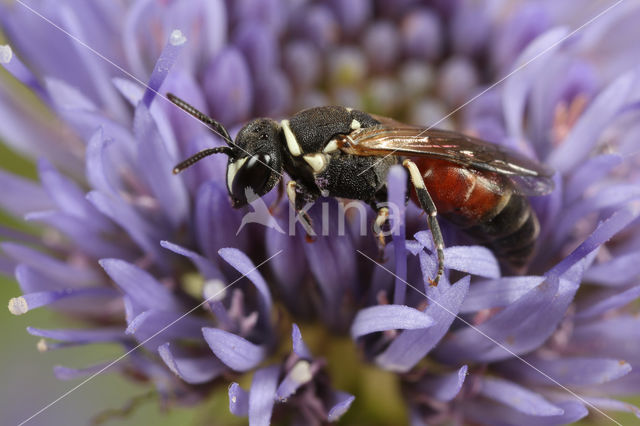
(351, 305, 433, 339)
(27, 326, 125, 344)
(229, 382, 249, 416)
(583, 251, 640, 286)
(249, 365, 280, 426)
(56, 5, 127, 121)
(203, 47, 252, 124)
(416, 365, 468, 402)
(25, 211, 129, 259)
(54, 361, 118, 381)
(461, 276, 544, 313)
(375, 276, 470, 372)
(499, 356, 632, 387)
(99, 258, 182, 311)
(479, 376, 564, 416)
(126, 310, 206, 349)
(570, 315, 640, 361)
(549, 205, 640, 279)
(436, 276, 578, 363)
(161, 240, 223, 281)
(158, 342, 224, 384)
(133, 104, 189, 227)
(218, 248, 273, 314)
(443, 246, 500, 278)
(327, 391, 355, 422)
(565, 154, 623, 204)
(580, 397, 640, 419)
(142, 30, 186, 107)
(194, 181, 245, 259)
(9, 287, 117, 315)
(548, 70, 638, 172)
(576, 285, 640, 319)
(202, 328, 265, 372)
(291, 324, 312, 359)
(3, 242, 102, 286)
(388, 165, 408, 304)
(0, 169, 53, 216)
(464, 399, 586, 426)
(87, 191, 168, 264)
(503, 27, 569, 143)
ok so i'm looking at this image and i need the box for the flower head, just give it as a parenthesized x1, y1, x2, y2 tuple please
(2, 0, 640, 424)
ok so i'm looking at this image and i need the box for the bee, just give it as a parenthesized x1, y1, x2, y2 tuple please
(168, 94, 554, 285)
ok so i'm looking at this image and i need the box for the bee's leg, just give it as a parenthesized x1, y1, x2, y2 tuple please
(402, 159, 445, 286)
(286, 180, 316, 240)
(372, 205, 390, 261)
(269, 179, 285, 214)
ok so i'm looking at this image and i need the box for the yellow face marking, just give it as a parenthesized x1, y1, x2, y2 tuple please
(281, 119, 302, 156)
(226, 157, 248, 192)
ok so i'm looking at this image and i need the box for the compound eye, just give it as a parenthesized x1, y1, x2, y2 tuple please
(230, 153, 272, 205)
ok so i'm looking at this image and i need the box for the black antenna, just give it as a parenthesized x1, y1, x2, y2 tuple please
(172, 146, 234, 174)
(167, 93, 233, 145)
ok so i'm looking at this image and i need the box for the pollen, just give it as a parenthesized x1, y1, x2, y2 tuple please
(37, 339, 49, 352)
(203, 279, 227, 302)
(0, 45, 12, 64)
(169, 30, 187, 46)
(290, 360, 313, 384)
(8, 296, 28, 315)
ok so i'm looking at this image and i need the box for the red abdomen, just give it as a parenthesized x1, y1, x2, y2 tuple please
(410, 158, 540, 269)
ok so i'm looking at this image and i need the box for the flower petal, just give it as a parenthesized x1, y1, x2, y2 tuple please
(202, 328, 265, 372)
(133, 103, 189, 227)
(499, 356, 632, 387)
(583, 252, 640, 286)
(443, 246, 500, 278)
(388, 165, 408, 304)
(463, 400, 587, 426)
(161, 240, 223, 280)
(218, 247, 272, 314)
(479, 376, 564, 416)
(249, 365, 280, 426)
(548, 70, 638, 172)
(9, 287, 117, 315)
(291, 324, 312, 359)
(350, 305, 433, 339)
(53, 361, 119, 381)
(87, 191, 168, 263)
(327, 391, 355, 422)
(229, 382, 249, 416)
(461, 276, 544, 313)
(99, 258, 182, 311)
(158, 342, 224, 384)
(3, 242, 102, 286)
(416, 365, 468, 402)
(142, 29, 186, 107)
(565, 154, 623, 204)
(27, 326, 125, 345)
(375, 276, 470, 372)
(576, 285, 640, 319)
(0, 169, 53, 216)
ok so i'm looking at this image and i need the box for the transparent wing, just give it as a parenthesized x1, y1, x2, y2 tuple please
(341, 125, 555, 196)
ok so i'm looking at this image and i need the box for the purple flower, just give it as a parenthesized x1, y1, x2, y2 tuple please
(2, 1, 640, 424)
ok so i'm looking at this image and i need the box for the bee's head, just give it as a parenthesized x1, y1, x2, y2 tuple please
(225, 118, 282, 207)
(168, 93, 282, 208)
